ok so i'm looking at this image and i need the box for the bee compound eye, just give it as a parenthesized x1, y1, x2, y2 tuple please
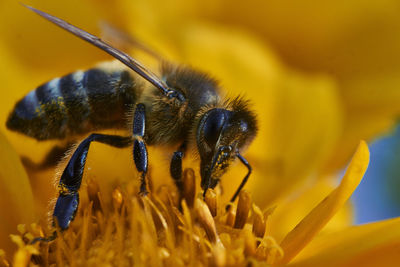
(203, 109, 226, 147)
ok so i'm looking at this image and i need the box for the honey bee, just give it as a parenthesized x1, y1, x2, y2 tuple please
(7, 6, 258, 236)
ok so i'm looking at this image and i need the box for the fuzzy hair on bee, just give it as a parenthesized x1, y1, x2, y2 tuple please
(9, 5, 258, 240)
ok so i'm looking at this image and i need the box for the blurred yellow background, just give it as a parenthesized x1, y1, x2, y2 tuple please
(1, 0, 400, 258)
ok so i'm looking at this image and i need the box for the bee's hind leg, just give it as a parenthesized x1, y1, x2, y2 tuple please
(51, 134, 132, 233)
(21, 141, 75, 170)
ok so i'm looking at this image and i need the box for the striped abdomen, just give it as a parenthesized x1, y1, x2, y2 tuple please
(7, 67, 139, 140)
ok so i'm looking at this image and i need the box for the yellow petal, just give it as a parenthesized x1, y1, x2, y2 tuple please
(202, 0, 400, 84)
(290, 217, 400, 267)
(0, 130, 34, 257)
(277, 140, 369, 265)
(268, 178, 353, 243)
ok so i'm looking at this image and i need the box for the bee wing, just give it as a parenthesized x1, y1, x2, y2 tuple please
(23, 4, 171, 96)
(99, 21, 163, 61)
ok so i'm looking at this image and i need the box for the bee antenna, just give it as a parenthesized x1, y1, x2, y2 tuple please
(21, 4, 171, 96)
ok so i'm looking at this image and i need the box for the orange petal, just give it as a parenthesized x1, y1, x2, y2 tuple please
(277, 140, 369, 265)
(290, 217, 400, 267)
(0, 130, 34, 257)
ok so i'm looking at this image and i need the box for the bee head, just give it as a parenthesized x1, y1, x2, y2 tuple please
(196, 98, 257, 191)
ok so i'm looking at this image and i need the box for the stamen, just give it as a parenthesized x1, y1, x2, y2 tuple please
(195, 199, 218, 243)
(112, 187, 124, 212)
(205, 188, 217, 217)
(234, 190, 251, 229)
(86, 177, 101, 212)
(244, 228, 257, 257)
(225, 204, 236, 227)
(183, 168, 196, 208)
(252, 204, 266, 239)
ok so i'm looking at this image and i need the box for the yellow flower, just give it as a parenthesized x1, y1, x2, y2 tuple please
(0, 0, 400, 265)
(2, 140, 400, 266)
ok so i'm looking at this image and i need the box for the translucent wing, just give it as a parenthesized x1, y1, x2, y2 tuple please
(99, 21, 163, 61)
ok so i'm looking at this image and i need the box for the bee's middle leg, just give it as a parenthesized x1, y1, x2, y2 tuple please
(132, 103, 149, 195)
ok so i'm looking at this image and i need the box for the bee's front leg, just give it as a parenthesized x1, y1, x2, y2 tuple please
(132, 103, 149, 195)
(229, 153, 252, 203)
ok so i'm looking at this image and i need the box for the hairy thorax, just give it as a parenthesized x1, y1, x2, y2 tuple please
(142, 89, 194, 146)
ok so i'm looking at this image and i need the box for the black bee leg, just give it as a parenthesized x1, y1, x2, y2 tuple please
(170, 143, 187, 194)
(53, 133, 131, 231)
(132, 103, 149, 196)
(21, 141, 75, 170)
(229, 153, 252, 203)
(40, 141, 76, 168)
